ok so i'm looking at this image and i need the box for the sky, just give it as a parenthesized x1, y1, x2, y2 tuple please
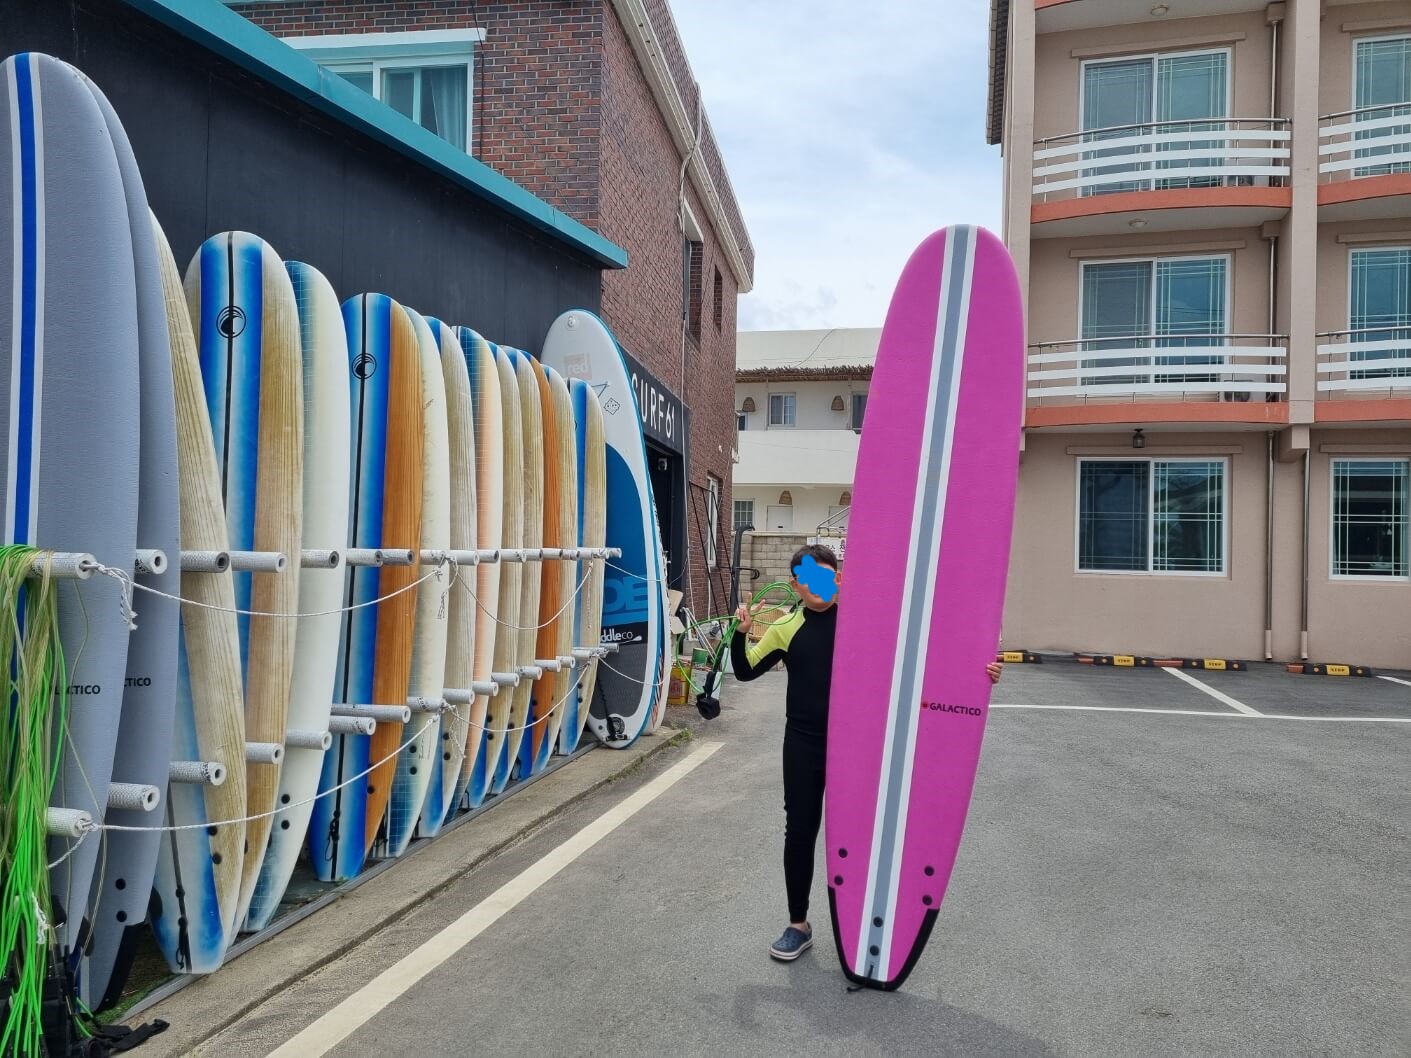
(671, 0, 1002, 332)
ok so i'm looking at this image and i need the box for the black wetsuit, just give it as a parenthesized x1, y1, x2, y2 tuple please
(730, 603, 837, 922)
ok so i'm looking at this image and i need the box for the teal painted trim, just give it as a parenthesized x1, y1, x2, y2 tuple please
(119, 0, 628, 269)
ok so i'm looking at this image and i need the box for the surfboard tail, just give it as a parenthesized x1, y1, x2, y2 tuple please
(827, 887, 939, 992)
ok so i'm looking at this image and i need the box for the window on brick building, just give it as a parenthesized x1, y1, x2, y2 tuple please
(682, 236, 703, 343)
(283, 30, 482, 153)
(713, 267, 724, 331)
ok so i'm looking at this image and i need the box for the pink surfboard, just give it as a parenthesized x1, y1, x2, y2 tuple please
(825, 226, 1023, 990)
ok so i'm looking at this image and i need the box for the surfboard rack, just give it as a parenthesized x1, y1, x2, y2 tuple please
(27, 553, 96, 580)
(556, 655, 578, 669)
(378, 549, 416, 567)
(342, 549, 386, 567)
(133, 549, 169, 575)
(443, 683, 500, 704)
(491, 672, 521, 688)
(178, 551, 230, 573)
(516, 665, 545, 680)
(285, 728, 334, 752)
(406, 696, 449, 714)
(106, 782, 160, 813)
(182, 550, 288, 573)
(331, 703, 411, 724)
(533, 659, 563, 673)
(245, 742, 285, 765)
(46, 807, 94, 839)
(299, 550, 343, 570)
(328, 716, 376, 737)
(168, 760, 226, 787)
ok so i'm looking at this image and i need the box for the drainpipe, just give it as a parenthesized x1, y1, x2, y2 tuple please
(1267, 4, 1283, 117)
(1300, 450, 1310, 659)
(1265, 432, 1275, 660)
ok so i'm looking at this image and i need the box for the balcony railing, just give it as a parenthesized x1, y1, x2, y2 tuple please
(1027, 334, 1288, 402)
(1319, 103, 1411, 182)
(1032, 118, 1291, 202)
(1317, 328, 1411, 394)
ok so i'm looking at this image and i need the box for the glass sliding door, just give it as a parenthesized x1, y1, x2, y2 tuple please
(1081, 261, 1152, 386)
(1155, 51, 1228, 189)
(1349, 247, 1411, 380)
(1354, 36, 1411, 177)
(1082, 59, 1154, 194)
(1154, 257, 1226, 382)
(1082, 50, 1229, 195)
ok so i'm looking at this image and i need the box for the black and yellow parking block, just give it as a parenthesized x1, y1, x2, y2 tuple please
(1290, 662, 1374, 678)
(1184, 658, 1248, 672)
(1091, 654, 1153, 668)
(997, 650, 1042, 664)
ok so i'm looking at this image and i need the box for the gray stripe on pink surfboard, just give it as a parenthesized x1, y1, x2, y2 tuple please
(856, 225, 975, 980)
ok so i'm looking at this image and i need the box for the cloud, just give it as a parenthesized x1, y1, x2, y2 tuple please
(671, 0, 1002, 330)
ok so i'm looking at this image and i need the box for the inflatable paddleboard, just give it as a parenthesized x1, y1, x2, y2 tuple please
(1, 51, 140, 963)
(244, 261, 350, 931)
(310, 293, 421, 881)
(385, 308, 449, 856)
(541, 311, 665, 747)
(79, 74, 180, 1009)
(825, 225, 1022, 990)
(558, 380, 605, 755)
(454, 329, 502, 810)
(148, 217, 247, 976)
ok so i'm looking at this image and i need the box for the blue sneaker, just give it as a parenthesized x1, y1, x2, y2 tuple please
(769, 925, 813, 961)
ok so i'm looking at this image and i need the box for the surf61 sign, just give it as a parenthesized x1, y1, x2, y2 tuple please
(619, 348, 684, 453)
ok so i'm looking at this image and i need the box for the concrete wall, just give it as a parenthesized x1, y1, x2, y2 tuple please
(735, 379, 869, 432)
(732, 487, 850, 538)
(1004, 429, 1410, 668)
(1032, 10, 1277, 143)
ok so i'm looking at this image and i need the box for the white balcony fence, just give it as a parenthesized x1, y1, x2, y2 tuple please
(1319, 104, 1411, 181)
(1317, 329, 1411, 394)
(1027, 334, 1288, 401)
(1032, 118, 1291, 201)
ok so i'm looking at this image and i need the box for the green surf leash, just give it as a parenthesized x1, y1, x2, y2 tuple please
(688, 580, 798, 719)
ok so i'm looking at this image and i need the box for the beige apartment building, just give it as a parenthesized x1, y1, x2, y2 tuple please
(990, 0, 1409, 668)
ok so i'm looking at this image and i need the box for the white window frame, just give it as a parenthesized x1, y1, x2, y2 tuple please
(732, 499, 754, 534)
(282, 29, 484, 152)
(1345, 244, 1411, 378)
(768, 392, 796, 428)
(1077, 47, 1234, 194)
(1076, 252, 1233, 377)
(1328, 457, 1410, 581)
(1350, 34, 1411, 177)
(1073, 456, 1229, 577)
(850, 391, 868, 432)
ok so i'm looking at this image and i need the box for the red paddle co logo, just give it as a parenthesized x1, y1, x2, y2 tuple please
(920, 700, 982, 717)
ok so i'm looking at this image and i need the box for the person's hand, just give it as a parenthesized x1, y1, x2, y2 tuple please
(735, 600, 764, 635)
(986, 661, 1003, 684)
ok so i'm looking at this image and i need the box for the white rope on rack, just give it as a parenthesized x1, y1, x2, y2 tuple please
(96, 717, 439, 834)
(604, 559, 672, 588)
(86, 558, 457, 621)
(446, 663, 589, 735)
(88, 563, 137, 631)
(457, 562, 592, 632)
(596, 656, 673, 688)
(46, 827, 95, 870)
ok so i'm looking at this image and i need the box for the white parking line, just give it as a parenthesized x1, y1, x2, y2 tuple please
(1378, 674, 1411, 689)
(265, 740, 724, 1058)
(1161, 665, 1262, 716)
(989, 703, 1411, 723)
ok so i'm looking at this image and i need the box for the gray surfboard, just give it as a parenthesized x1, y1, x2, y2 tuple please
(78, 72, 180, 1011)
(0, 52, 141, 962)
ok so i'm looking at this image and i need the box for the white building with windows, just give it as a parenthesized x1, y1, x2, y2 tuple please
(733, 328, 878, 569)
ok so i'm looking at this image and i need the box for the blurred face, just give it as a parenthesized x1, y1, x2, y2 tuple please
(791, 557, 840, 610)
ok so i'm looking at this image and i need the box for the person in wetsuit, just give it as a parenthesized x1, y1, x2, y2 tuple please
(731, 543, 1002, 962)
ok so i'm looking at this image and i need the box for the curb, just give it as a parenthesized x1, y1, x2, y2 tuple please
(120, 728, 689, 1056)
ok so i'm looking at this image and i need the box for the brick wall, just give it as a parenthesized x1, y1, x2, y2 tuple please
(597, 1, 738, 617)
(233, 0, 748, 617)
(233, 0, 604, 221)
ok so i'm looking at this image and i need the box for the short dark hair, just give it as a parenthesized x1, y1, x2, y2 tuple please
(789, 543, 838, 575)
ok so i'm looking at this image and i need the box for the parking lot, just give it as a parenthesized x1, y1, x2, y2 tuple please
(993, 657, 1411, 721)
